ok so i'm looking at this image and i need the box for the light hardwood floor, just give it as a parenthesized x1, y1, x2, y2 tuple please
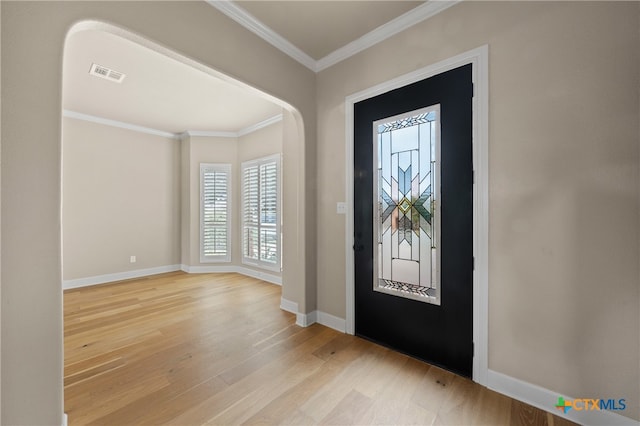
(64, 272, 575, 425)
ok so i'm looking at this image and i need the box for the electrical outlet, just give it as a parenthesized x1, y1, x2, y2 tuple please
(130, 255, 136, 263)
(337, 202, 347, 214)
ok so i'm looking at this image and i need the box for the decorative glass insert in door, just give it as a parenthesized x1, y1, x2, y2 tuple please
(373, 105, 441, 305)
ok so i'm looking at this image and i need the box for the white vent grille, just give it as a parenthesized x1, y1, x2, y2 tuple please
(89, 63, 126, 83)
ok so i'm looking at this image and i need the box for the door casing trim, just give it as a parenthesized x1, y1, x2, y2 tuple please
(344, 45, 489, 385)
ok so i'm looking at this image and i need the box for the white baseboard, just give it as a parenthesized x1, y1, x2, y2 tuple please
(280, 297, 298, 314)
(180, 264, 281, 285)
(64, 264, 282, 290)
(279, 298, 311, 327)
(487, 370, 638, 426)
(317, 311, 347, 332)
(290, 309, 346, 333)
(296, 310, 317, 327)
(62, 413, 68, 426)
(236, 267, 282, 285)
(180, 264, 236, 274)
(63, 265, 181, 290)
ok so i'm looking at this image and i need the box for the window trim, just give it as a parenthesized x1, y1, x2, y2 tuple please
(241, 153, 282, 272)
(200, 163, 232, 263)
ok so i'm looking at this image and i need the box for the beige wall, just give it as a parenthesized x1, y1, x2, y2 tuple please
(238, 120, 283, 162)
(281, 110, 306, 306)
(0, 2, 314, 424)
(316, 1, 639, 421)
(0, 2, 3, 420)
(2, 0, 638, 424)
(180, 134, 191, 266)
(64, 118, 284, 279)
(63, 118, 180, 280)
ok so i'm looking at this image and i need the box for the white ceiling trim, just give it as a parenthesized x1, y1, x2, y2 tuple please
(63, 110, 180, 139)
(206, 0, 462, 73)
(187, 130, 238, 138)
(64, 110, 283, 139)
(237, 113, 283, 136)
(206, 0, 317, 71)
(315, 0, 463, 72)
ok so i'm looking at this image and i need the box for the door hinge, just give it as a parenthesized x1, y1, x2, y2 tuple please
(472, 170, 475, 185)
(472, 342, 475, 356)
(471, 82, 475, 98)
(473, 257, 475, 270)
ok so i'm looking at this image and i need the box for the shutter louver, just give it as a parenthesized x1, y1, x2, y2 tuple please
(241, 155, 280, 270)
(259, 163, 277, 263)
(243, 166, 260, 260)
(200, 164, 231, 262)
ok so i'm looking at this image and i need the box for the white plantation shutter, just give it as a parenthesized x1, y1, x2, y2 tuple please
(200, 163, 231, 262)
(243, 166, 260, 260)
(242, 155, 281, 270)
(259, 162, 278, 263)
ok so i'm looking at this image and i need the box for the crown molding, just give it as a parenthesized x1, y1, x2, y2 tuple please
(64, 110, 283, 139)
(184, 114, 282, 138)
(206, 0, 462, 73)
(237, 113, 283, 136)
(315, 0, 463, 72)
(63, 110, 179, 139)
(206, 0, 317, 71)
(187, 130, 237, 138)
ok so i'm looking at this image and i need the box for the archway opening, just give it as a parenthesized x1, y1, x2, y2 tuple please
(61, 20, 307, 422)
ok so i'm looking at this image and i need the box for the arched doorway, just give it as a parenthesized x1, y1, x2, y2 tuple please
(61, 20, 309, 423)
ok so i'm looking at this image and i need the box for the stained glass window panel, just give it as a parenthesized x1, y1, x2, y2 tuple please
(373, 106, 441, 305)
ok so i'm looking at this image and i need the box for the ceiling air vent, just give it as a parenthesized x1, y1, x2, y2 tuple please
(89, 63, 126, 83)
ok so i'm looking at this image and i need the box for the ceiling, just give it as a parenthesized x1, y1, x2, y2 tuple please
(63, 1, 430, 135)
(63, 29, 283, 134)
(238, 1, 423, 60)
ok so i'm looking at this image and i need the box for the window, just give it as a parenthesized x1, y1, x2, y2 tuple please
(200, 163, 231, 263)
(241, 154, 281, 271)
(373, 105, 441, 305)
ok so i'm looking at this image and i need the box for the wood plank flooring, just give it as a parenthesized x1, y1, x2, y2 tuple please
(64, 272, 576, 425)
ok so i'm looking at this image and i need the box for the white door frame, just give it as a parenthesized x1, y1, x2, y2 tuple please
(344, 45, 489, 385)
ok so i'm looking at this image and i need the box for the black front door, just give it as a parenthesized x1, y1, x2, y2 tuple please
(353, 64, 473, 377)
